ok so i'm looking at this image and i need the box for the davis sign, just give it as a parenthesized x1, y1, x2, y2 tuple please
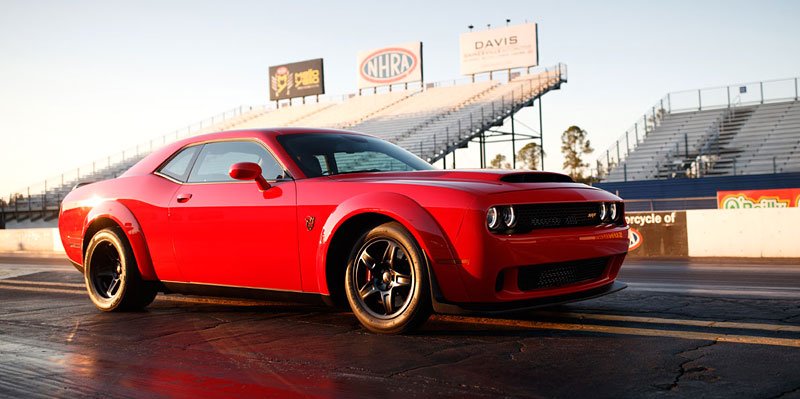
(459, 23, 538, 75)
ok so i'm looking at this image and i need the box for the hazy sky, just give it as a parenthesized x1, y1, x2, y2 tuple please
(1, 0, 798, 195)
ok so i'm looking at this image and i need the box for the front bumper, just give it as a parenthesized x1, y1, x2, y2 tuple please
(431, 280, 627, 315)
(430, 222, 629, 304)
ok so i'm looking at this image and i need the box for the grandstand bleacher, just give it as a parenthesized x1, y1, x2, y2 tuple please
(1, 65, 567, 227)
(600, 78, 800, 183)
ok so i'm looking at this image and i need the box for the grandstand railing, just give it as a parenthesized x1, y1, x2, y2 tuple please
(594, 76, 800, 181)
(416, 63, 568, 163)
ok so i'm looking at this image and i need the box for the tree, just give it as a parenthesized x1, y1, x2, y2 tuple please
(489, 154, 510, 169)
(516, 142, 543, 170)
(594, 159, 607, 180)
(561, 125, 594, 182)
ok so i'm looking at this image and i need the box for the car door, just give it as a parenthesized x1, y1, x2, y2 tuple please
(168, 140, 300, 291)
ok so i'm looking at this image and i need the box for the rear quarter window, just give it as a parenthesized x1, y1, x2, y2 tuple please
(157, 145, 200, 182)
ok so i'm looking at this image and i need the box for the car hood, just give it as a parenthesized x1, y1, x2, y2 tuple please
(325, 169, 596, 195)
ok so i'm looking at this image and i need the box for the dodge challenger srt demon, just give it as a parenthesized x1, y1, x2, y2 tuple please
(59, 128, 629, 334)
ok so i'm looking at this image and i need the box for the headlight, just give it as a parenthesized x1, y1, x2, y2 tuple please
(502, 206, 516, 228)
(609, 203, 617, 221)
(599, 202, 607, 222)
(487, 207, 500, 230)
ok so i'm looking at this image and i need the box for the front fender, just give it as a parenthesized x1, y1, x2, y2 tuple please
(83, 201, 157, 281)
(315, 191, 469, 301)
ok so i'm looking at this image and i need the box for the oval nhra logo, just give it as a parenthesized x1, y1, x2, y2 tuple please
(628, 227, 642, 251)
(360, 48, 418, 84)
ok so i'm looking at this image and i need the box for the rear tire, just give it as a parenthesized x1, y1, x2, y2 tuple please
(84, 227, 157, 311)
(344, 222, 431, 334)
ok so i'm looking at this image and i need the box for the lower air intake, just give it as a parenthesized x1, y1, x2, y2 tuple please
(517, 257, 609, 291)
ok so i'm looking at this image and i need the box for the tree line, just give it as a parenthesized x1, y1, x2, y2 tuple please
(489, 125, 594, 183)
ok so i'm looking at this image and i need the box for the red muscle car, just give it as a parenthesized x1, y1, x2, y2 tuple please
(59, 128, 628, 334)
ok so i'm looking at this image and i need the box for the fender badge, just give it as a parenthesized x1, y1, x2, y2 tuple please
(305, 216, 316, 231)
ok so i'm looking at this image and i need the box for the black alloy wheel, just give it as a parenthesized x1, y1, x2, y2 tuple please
(345, 222, 431, 334)
(84, 227, 157, 311)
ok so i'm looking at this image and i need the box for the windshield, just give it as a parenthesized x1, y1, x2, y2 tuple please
(277, 133, 434, 178)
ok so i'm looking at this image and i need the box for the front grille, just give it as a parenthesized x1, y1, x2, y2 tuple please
(517, 257, 609, 291)
(516, 202, 601, 231)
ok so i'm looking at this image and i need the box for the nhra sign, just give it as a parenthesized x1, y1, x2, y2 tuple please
(268, 58, 325, 101)
(625, 211, 688, 258)
(357, 42, 423, 89)
(717, 188, 800, 209)
(459, 23, 538, 75)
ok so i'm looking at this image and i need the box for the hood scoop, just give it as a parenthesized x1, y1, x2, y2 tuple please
(499, 172, 574, 183)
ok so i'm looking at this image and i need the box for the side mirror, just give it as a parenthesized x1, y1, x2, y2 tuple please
(229, 162, 271, 191)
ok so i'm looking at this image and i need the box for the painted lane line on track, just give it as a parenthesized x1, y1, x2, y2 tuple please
(0, 284, 85, 296)
(622, 265, 800, 273)
(627, 283, 800, 298)
(0, 281, 303, 307)
(0, 263, 72, 269)
(0, 269, 53, 280)
(0, 280, 85, 289)
(535, 311, 800, 333)
(435, 315, 800, 348)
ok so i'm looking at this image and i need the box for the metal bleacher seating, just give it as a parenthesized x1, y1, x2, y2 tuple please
(604, 100, 800, 182)
(232, 101, 336, 130)
(725, 101, 800, 175)
(289, 91, 416, 129)
(605, 109, 726, 181)
(349, 81, 499, 142)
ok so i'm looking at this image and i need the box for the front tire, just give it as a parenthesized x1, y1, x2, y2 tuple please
(345, 222, 431, 334)
(84, 227, 157, 311)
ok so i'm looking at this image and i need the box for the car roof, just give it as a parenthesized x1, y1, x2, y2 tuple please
(187, 127, 372, 143)
(121, 127, 373, 179)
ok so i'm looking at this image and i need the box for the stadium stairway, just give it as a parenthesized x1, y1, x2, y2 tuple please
(654, 106, 756, 179)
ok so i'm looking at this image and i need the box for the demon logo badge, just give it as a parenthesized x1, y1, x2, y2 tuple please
(305, 216, 316, 231)
(271, 66, 294, 97)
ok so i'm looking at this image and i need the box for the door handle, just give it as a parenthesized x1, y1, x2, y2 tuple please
(176, 193, 193, 203)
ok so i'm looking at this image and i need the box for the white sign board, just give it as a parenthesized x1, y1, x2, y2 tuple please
(459, 23, 538, 75)
(357, 42, 423, 89)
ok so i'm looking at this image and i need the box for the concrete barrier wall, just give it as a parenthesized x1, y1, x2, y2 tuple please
(2, 209, 800, 258)
(0, 228, 65, 254)
(686, 208, 800, 258)
(625, 211, 688, 258)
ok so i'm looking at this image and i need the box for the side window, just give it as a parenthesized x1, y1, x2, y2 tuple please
(333, 151, 411, 173)
(315, 155, 331, 175)
(157, 145, 200, 182)
(187, 141, 284, 183)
